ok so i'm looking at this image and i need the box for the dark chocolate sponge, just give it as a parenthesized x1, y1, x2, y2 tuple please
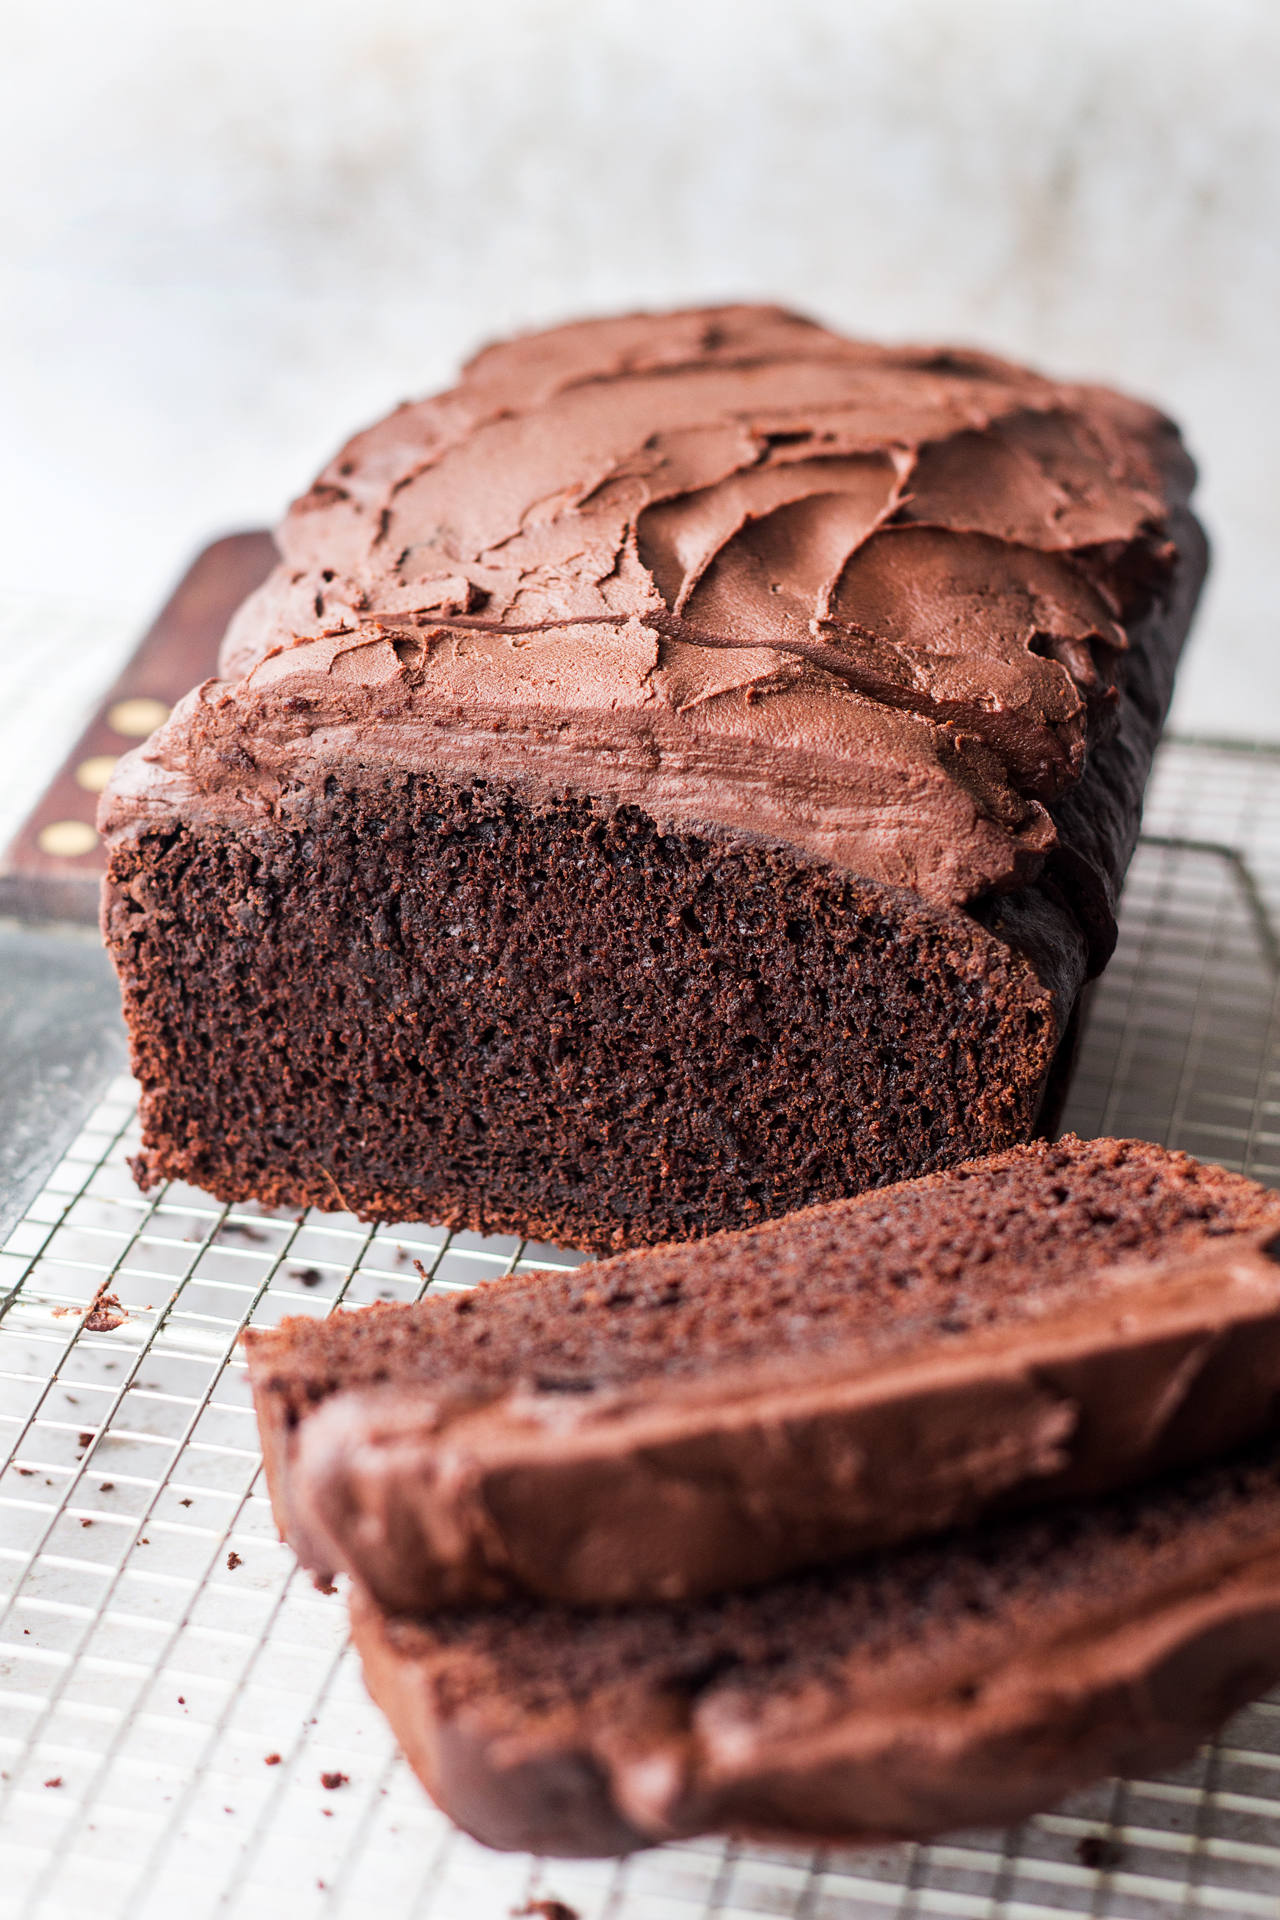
(246, 1136, 1280, 1610)
(110, 779, 1073, 1244)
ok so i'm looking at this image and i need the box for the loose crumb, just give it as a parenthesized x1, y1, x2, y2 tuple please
(80, 1519, 92, 1528)
(99, 1482, 113, 1492)
(513, 1901, 580, 1920)
(1076, 1836, 1124, 1871)
(293, 1267, 323, 1288)
(178, 1697, 185, 1705)
(320, 1772, 348, 1790)
(84, 1280, 127, 1332)
(226, 1551, 242, 1570)
(264, 1753, 282, 1766)
(315, 1575, 337, 1596)
(179, 1498, 192, 1507)
(321, 1808, 333, 1817)
(44, 1777, 62, 1789)
(78, 1432, 94, 1448)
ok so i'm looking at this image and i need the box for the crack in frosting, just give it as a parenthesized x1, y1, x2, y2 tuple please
(111, 306, 1195, 909)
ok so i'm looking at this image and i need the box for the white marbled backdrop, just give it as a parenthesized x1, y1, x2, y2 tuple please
(1, 0, 1278, 841)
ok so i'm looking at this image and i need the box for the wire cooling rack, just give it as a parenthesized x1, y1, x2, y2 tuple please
(5, 736, 1280, 1920)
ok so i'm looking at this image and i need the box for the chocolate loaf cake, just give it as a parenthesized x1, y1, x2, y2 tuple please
(349, 1437, 1280, 1856)
(245, 1137, 1280, 1611)
(101, 306, 1207, 1248)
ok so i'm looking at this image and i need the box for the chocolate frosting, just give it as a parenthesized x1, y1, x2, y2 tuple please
(101, 306, 1199, 915)
(349, 1440, 1280, 1856)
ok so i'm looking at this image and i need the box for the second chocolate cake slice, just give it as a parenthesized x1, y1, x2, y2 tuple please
(245, 1136, 1280, 1611)
(348, 1436, 1280, 1855)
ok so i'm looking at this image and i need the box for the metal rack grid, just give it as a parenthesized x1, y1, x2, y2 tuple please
(4, 735, 1280, 1920)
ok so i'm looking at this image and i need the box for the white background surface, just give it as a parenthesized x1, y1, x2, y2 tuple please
(2, 0, 1278, 838)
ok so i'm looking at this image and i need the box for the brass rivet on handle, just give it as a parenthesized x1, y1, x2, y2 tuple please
(37, 820, 99, 857)
(75, 755, 120, 793)
(107, 697, 170, 738)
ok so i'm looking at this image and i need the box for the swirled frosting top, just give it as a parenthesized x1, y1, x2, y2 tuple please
(107, 305, 1195, 907)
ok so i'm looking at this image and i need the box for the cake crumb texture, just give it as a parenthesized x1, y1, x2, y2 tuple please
(248, 1134, 1280, 1410)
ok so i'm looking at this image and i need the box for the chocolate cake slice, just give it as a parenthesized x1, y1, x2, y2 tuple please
(100, 306, 1206, 1250)
(349, 1437, 1280, 1856)
(244, 1137, 1280, 1611)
